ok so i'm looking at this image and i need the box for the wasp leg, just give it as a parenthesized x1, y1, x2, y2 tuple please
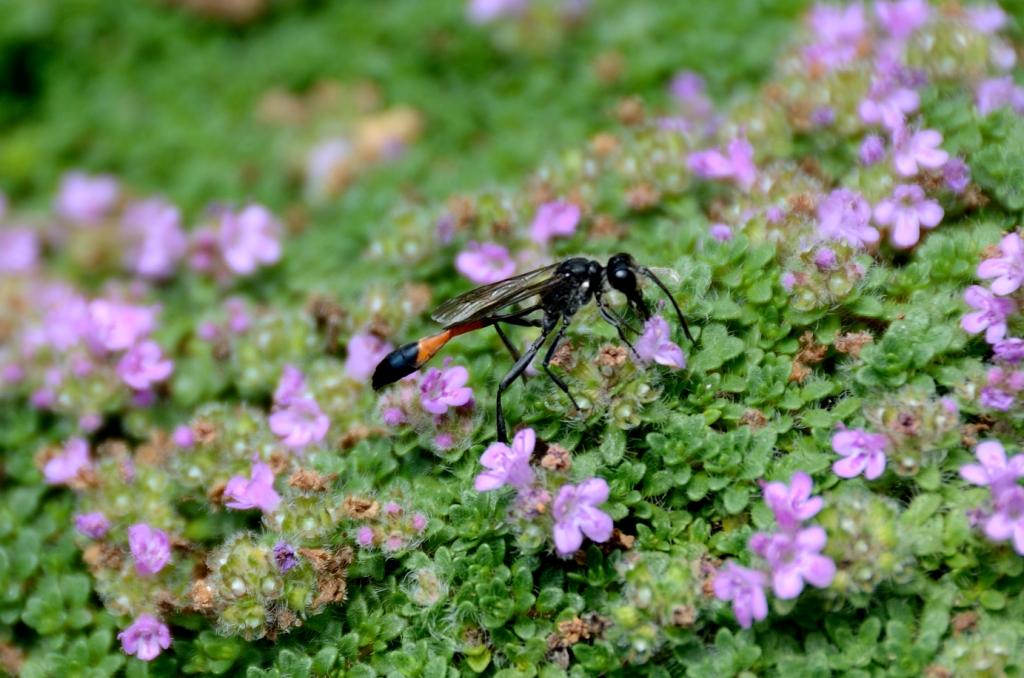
(595, 292, 642, 361)
(541, 316, 581, 410)
(494, 324, 521, 361)
(495, 316, 556, 444)
(492, 308, 545, 385)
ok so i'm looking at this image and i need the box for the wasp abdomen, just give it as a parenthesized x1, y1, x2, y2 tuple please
(371, 341, 424, 390)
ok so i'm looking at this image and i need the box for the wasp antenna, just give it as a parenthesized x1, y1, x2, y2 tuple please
(640, 267, 696, 345)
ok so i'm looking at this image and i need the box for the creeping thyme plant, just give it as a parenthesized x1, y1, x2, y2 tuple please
(4, 0, 1024, 675)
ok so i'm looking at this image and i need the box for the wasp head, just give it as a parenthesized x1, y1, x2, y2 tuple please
(605, 253, 650, 319)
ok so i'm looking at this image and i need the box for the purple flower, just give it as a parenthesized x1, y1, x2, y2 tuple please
(804, 4, 867, 71)
(687, 136, 756, 191)
(859, 135, 886, 165)
(960, 440, 1024, 493)
(810, 106, 835, 127)
(709, 223, 733, 242)
(980, 386, 1015, 411)
(831, 428, 889, 480)
(467, 0, 527, 24)
(657, 116, 691, 134)
(873, 184, 943, 249)
(750, 526, 836, 599)
(122, 199, 187, 279)
(128, 523, 171, 576)
(224, 462, 281, 514)
(713, 561, 769, 629)
(875, 0, 929, 40)
(859, 79, 920, 131)
(269, 396, 329, 450)
(118, 615, 171, 662)
(117, 341, 174, 391)
(967, 5, 1008, 33)
(944, 157, 970, 194)
(455, 241, 516, 284)
(892, 128, 948, 177)
(43, 438, 92, 485)
(0, 228, 39, 274)
(530, 201, 580, 245)
(218, 204, 282, 275)
(356, 526, 375, 547)
(978, 233, 1024, 295)
(994, 338, 1024, 364)
(88, 300, 156, 352)
(669, 70, 715, 122)
(273, 364, 306, 406)
(382, 407, 407, 427)
(635, 315, 686, 369)
(412, 513, 428, 532)
(817, 188, 879, 249)
(781, 271, 797, 291)
(74, 511, 110, 539)
(475, 427, 536, 491)
(976, 77, 1024, 116)
(188, 227, 219, 272)
(172, 425, 194, 448)
(961, 285, 1016, 343)
(55, 171, 120, 224)
(813, 247, 837, 270)
(552, 478, 614, 556)
(763, 472, 824, 530)
(224, 297, 250, 334)
(273, 541, 298, 572)
(346, 333, 394, 382)
(419, 365, 473, 415)
(305, 138, 352, 197)
(983, 486, 1024, 555)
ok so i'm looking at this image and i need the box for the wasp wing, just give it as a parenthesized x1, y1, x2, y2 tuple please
(431, 263, 560, 327)
(646, 266, 681, 286)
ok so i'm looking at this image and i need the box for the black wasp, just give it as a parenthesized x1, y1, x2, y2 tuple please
(372, 253, 695, 443)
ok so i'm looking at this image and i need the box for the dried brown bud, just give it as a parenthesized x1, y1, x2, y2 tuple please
(740, 409, 768, 429)
(590, 133, 620, 158)
(671, 605, 697, 628)
(627, 183, 661, 211)
(540, 443, 572, 472)
(596, 344, 628, 368)
(193, 419, 217, 445)
(834, 331, 874, 358)
(289, 468, 337, 492)
(593, 51, 624, 84)
(342, 495, 380, 520)
(268, 450, 291, 476)
(615, 97, 645, 126)
(549, 341, 577, 370)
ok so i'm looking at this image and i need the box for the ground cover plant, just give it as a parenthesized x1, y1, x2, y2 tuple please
(2, 0, 1024, 676)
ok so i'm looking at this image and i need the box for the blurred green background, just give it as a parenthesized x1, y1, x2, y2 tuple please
(0, 0, 809, 212)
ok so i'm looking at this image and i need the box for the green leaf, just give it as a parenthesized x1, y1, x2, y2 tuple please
(687, 473, 710, 501)
(600, 427, 626, 465)
(691, 324, 745, 372)
(722, 485, 750, 514)
(465, 646, 492, 673)
(746, 277, 772, 304)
